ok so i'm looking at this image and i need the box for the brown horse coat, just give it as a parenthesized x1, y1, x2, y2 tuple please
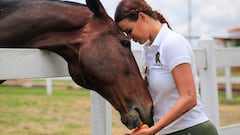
(0, 0, 154, 129)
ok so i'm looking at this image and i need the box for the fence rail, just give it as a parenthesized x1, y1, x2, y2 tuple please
(1, 35, 240, 135)
(0, 49, 69, 79)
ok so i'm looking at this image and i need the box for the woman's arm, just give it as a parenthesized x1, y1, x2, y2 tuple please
(128, 63, 197, 135)
(149, 63, 197, 134)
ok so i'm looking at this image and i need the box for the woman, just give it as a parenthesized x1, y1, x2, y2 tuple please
(114, 0, 219, 135)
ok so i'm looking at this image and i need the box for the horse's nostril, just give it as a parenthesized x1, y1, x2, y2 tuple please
(133, 104, 154, 127)
(121, 110, 142, 130)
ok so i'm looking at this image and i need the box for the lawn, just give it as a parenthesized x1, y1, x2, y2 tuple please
(0, 84, 240, 135)
(0, 85, 129, 135)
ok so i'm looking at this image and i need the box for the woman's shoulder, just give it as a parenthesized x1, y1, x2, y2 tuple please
(165, 29, 187, 43)
(162, 29, 190, 49)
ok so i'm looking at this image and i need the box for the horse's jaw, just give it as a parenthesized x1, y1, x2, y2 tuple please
(93, 84, 154, 130)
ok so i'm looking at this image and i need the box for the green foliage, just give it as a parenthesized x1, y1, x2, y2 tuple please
(226, 39, 240, 47)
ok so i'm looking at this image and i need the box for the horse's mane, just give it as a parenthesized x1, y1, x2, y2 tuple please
(53, 0, 86, 7)
(0, 0, 20, 8)
(0, 0, 86, 9)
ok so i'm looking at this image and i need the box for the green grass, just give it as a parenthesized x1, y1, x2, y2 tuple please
(32, 79, 74, 83)
(0, 85, 129, 135)
(219, 90, 240, 104)
(1, 85, 240, 134)
(217, 71, 240, 76)
(0, 86, 93, 135)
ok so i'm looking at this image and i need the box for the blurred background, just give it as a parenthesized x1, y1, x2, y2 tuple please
(1, 0, 240, 135)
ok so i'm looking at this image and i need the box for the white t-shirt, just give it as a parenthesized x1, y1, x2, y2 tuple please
(143, 24, 208, 134)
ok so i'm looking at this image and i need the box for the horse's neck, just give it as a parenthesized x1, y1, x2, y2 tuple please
(0, 0, 92, 48)
(31, 40, 81, 65)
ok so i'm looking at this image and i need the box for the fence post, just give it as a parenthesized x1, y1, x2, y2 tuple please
(46, 78, 53, 96)
(90, 91, 112, 135)
(198, 35, 220, 130)
(225, 67, 232, 101)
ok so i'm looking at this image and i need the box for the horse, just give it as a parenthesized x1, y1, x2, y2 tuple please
(0, 0, 154, 129)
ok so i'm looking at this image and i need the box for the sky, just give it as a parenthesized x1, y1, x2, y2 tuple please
(66, 0, 240, 37)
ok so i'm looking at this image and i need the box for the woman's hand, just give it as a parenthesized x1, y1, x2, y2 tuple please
(125, 128, 153, 135)
(124, 124, 153, 135)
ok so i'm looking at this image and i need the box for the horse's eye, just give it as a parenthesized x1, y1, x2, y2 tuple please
(120, 40, 131, 48)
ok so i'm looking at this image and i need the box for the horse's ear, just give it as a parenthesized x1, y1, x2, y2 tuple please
(86, 0, 107, 18)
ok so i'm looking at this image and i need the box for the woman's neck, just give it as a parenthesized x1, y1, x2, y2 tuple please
(149, 20, 162, 44)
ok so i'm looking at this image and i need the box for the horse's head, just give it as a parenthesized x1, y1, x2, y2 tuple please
(0, 0, 154, 129)
(72, 0, 153, 129)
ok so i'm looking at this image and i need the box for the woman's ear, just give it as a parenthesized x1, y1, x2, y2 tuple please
(138, 12, 147, 22)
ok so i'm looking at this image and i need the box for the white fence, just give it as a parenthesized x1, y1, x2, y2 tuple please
(0, 48, 112, 135)
(0, 35, 240, 134)
(197, 36, 240, 135)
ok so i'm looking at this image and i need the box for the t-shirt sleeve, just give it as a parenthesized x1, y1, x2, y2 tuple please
(163, 38, 191, 71)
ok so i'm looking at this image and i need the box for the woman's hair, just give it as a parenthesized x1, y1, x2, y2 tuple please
(114, 0, 171, 29)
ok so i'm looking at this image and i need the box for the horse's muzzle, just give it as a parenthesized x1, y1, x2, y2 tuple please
(121, 105, 154, 129)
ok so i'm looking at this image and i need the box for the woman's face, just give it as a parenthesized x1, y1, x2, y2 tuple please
(117, 13, 150, 44)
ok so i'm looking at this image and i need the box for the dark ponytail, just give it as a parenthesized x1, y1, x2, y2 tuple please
(153, 11, 172, 30)
(115, 0, 172, 29)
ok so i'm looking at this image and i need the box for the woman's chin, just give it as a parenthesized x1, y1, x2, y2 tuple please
(136, 40, 144, 44)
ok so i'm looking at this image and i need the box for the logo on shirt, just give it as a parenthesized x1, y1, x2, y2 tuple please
(155, 52, 161, 64)
(154, 52, 163, 66)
